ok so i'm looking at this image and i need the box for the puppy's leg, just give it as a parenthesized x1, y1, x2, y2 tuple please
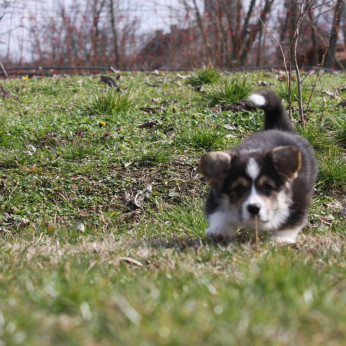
(270, 224, 304, 244)
(205, 211, 237, 241)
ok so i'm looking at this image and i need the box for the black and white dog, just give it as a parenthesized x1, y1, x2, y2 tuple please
(199, 90, 317, 243)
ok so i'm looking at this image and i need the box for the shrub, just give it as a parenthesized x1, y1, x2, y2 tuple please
(185, 67, 221, 87)
(85, 90, 132, 115)
(204, 78, 252, 107)
(176, 127, 224, 151)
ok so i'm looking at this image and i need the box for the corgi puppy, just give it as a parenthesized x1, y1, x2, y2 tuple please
(199, 90, 317, 243)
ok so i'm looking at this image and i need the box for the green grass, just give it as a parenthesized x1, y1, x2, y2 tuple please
(275, 80, 311, 103)
(0, 71, 345, 345)
(317, 149, 346, 191)
(85, 89, 133, 115)
(204, 77, 252, 107)
(185, 67, 221, 87)
(136, 146, 173, 165)
(176, 126, 226, 151)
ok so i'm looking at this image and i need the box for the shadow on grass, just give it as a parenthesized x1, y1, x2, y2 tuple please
(144, 235, 205, 250)
(141, 230, 272, 250)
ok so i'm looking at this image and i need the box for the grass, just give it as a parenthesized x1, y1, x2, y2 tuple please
(204, 77, 252, 107)
(176, 126, 226, 151)
(317, 149, 346, 191)
(185, 67, 221, 87)
(0, 71, 345, 345)
(85, 89, 133, 115)
(275, 81, 312, 103)
(136, 146, 173, 165)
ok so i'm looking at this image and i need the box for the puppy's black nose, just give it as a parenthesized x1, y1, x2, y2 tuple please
(247, 204, 260, 216)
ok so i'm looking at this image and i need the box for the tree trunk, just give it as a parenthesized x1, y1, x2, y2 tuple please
(256, 25, 264, 66)
(192, 0, 212, 64)
(91, 0, 106, 66)
(109, 0, 120, 68)
(277, 1, 290, 63)
(308, 10, 319, 66)
(230, 0, 243, 63)
(240, 0, 275, 65)
(325, 0, 344, 68)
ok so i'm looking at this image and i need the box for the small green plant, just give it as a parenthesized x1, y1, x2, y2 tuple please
(0, 127, 11, 147)
(136, 147, 172, 165)
(317, 150, 346, 191)
(85, 90, 132, 115)
(61, 142, 99, 160)
(176, 127, 224, 151)
(324, 112, 346, 148)
(204, 78, 252, 107)
(185, 67, 221, 87)
(275, 82, 310, 103)
(298, 123, 337, 152)
(337, 127, 346, 147)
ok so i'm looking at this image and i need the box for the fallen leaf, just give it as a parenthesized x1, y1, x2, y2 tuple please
(145, 78, 161, 88)
(323, 89, 338, 98)
(336, 99, 346, 107)
(210, 105, 222, 113)
(258, 80, 268, 86)
(223, 124, 237, 131)
(176, 73, 188, 79)
(100, 75, 120, 91)
(28, 167, 38, 174)
(139, 107, 164, 114)
(76, 223, 85, 232)
(137, 120, 158, 128)
(119, 257, 143, 267)
(131, 184, 153, 208)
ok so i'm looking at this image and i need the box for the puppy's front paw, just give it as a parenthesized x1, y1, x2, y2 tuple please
(270, 227, 302, 244)
(205, 226, 235, 242)
(270, 235, 296, 244)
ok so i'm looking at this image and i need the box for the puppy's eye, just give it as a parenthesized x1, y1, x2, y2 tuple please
(262, 184, 273, 194)
(232, 185, 246, 195)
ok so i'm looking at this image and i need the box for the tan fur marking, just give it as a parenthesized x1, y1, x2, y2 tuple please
(230, 177, 250, 190)
(257, 175, 276, 189)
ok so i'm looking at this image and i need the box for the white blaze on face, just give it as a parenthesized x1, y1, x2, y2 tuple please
(246, 158, 260, 180)
(243, 158, 268, 222)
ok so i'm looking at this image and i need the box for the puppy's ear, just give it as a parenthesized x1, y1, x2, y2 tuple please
(199, 151, 232, 184)
(269, 146, 301, 180)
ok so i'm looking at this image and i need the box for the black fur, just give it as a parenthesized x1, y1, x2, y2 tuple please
(252, 90, 292, 132)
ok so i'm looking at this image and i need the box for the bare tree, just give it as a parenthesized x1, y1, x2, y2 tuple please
(238, 0, 257, 64)
(240, 0, 275, 66)
(89, 0, 106, 65)
(308, 8, 319, 66)
(260, 0, 345, 125)
(108, 0, 120, 68)
(0, 0, 12, 22)
(0, 0, 19, 77)
(325, 0, 345, 67)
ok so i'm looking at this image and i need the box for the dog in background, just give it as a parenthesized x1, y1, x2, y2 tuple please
(199, 90, 317, 243)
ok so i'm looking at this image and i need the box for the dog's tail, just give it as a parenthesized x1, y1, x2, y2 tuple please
(247, 90, 292, 132)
